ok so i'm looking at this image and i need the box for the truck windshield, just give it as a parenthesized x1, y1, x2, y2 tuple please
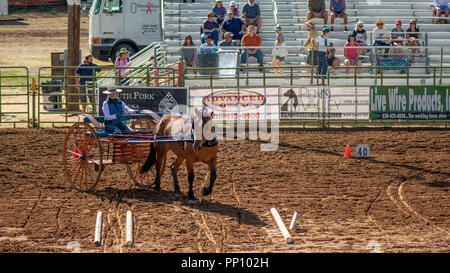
(91, 0, 102, 15)
(103, 0, 123, 13)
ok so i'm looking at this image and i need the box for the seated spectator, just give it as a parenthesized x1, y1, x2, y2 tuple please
(229, 1, 239, 17)
(271, 25, 288, 74)
(406, 19, 422, 63)
(326, 42, 340, 71)
(313, 27, 332, 78)
(219, 32, 239, 47)
(222, 9, 246, 41)
(330, 0, 348, 31)
(307, 0, 328, 25)
(240, 25, 264, 71)
(344, 35, 361, 74)
(390, 19, 405, 59)
(201, 12, 220, 46)
(200, 34, 218, 54)
(242, 0, 262, 34)
(299, 20, 320, 75)
(352, 21, 367, 55)
(181, 35, 197, 74)
(435, 0, 449, 23)
(212, 0, 227, 26)
(372, 19, 390, 57)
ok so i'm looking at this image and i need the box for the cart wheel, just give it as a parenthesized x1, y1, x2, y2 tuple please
(63, 122, 103, 191)
(130, 117, 155, 132)
(126, 157, 166, 188)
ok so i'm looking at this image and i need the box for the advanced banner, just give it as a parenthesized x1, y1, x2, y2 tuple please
(97, 86, 188, 116)
(369, 86, 450, 120)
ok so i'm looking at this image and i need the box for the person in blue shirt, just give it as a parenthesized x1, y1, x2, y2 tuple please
(221, 9, 246, 41)
(242, 0, 262, 34)
(212, 0, 227, 25)
(199, 34, 218, 54)
(75, 55, 101, 112)
(102, 88, 139, 133)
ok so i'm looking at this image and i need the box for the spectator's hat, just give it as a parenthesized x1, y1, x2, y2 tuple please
(395, 19, 402, 25)
(230, 1, 236, 6)
(374, 19, 385, 25)
(215, 0, 222, 2)
(227, 9, 234, 14)
(224, 32, 233, 38)
(103, 87, 122, 94)
(409, 19, 416, 25)
(356, 21, 364, 27)
(322, 27, 331, 34)
(304, 19, 315, 27)
(274, 25, 282, 31)
(118, 47, 131, 55)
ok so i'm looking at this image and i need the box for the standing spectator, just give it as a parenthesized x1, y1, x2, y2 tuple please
(313, 27, 331, 78)
(372, 19, 390, 57)
(212, 0, 227, 26)
(201, 12, 220, 46)
(406, 19, 422, 63)
(390, 19, 405, 59)
(242, 0, 262, 34)
(344, 35, 362, 74)
(229, 1, 239, 17)
(75, 55, 101, 112)
(435, 0, 449, 23)
(307, 0, 328, 25)
(222, 9, 246, 41)
(181, 35, 197, 74)
(330, 0, 348, 31)
(327, 42, 340, 72)
(240, 25, 264, 71)
(114, 48, 132, 84)
(271, 25, 288, 74)
(200, 34, 218, 54)
(352, 21, 367, 55)
(299, 20, 320, 75)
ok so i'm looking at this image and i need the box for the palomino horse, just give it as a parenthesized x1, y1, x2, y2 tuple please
(140, 108, 218, 201)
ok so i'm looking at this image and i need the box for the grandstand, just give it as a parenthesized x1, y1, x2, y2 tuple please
(162, 0, 450, 85)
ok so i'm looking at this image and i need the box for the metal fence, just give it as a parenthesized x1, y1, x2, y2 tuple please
(0, 67, 30, 128)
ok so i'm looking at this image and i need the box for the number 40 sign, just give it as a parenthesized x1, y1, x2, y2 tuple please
(356, 145, 370, 158)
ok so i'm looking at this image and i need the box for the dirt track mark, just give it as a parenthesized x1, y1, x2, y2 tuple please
(365, 185, 393, 250)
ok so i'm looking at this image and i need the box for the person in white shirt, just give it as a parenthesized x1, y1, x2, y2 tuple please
(102, 88, 139, 133)
(313, 27, 331, 78)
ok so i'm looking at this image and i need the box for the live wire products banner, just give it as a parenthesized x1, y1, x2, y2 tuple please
(369, 86, 450, 120)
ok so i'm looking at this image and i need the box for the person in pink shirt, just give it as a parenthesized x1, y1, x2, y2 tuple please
(114, 47, 132, 84)
(344, 35, 361, 74)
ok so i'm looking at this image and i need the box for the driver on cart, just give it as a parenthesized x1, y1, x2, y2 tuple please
(102, 88, 139, 133)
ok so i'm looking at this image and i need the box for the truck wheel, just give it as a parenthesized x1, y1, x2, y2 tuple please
(111, 44, 137, 62)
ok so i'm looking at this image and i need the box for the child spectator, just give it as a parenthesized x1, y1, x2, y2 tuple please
(352, 21, 367, 54)
(435, 0, 449, 23)
(200, 34, 218, 54)
(344, 35, 362, 74)
(307, 0, 328, 25)
(313, 27, 331, 79)
(241, 25, 264, 71)
(229, 1, 239, 17)
(201, 12, 220, 46)
(212, 0, 227, 25)
(327, 42, 340, 72)
(181, 35, 197, 74)
(242, 0, 262, 34)
(299, 20, 320, 75)
(222, 9, 246, 41)
(271, 25, 288, 74)
(391, 19, 405, 59)
(330, 0, 348, 31)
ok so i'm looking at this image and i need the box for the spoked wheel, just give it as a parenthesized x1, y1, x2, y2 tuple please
(63, 122, 103, 191)
(130, 117, 155, 132)
(126, 157, 166, 188)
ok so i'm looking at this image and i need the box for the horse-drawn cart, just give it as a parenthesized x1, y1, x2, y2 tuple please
(63, 113, 163, 191)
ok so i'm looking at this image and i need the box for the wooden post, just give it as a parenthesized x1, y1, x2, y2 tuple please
(66, 0, 81, 112)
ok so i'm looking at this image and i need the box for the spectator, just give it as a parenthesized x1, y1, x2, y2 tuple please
(200, 34, 218, 54)
(406, 19, 422, 63)
(326, 42, 340, 72)
(352, 21, 367, 55)
(271, 25, 288, 74)
(222, 9, 246, 41)
(299, 20, 320, 75)
(372, 19, 390, 57)
(229, 1, 239, 17)
(181, 35, 197, 74)
(201, 12, 220, 46)
(242, 0, 262, 34)
(344, 35, 362, 74)
(330, 0, 348, 31)
(240, 25, 264, 71)
(75, 55, 101, 112)
(435, 0, 449, 23)
(219, 32, 240, 67)
(114, 47, 132, 84)
(307, 0, 328, 25)
(391, 19, 405, 59)
(212, 0, 227, 25)
(313, 27, 331, 78)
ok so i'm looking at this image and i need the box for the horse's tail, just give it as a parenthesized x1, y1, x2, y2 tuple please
(140, 143, 156, 174)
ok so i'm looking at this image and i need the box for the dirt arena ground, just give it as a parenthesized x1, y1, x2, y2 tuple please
(0, 128, 448, 253)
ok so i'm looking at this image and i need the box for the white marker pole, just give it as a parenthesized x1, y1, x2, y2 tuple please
(94, 211, 102, 246)
(270, 208, 293, 244)
(289, 211, 297, 230)
(125, 211, 133, 246)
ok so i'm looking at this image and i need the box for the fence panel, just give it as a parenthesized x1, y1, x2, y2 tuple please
(0, 67, 30, 127)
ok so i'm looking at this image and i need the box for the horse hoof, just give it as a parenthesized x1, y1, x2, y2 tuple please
(202, 187, 212, 196)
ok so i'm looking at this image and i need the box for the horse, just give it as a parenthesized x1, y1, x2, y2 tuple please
(139, 108, 218, 201)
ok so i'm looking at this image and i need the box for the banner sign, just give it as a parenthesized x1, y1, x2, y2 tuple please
(189, 87, 279, 120)
(97, 86, 188, 116)
(369, 86, 450, 120)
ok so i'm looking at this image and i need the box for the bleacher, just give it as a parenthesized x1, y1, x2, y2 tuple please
(162, 0, 450, 77)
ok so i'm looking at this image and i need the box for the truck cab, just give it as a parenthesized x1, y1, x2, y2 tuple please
(89, 0, 163, 62)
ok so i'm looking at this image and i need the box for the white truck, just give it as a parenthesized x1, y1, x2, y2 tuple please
(89, 0, 163, 61)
